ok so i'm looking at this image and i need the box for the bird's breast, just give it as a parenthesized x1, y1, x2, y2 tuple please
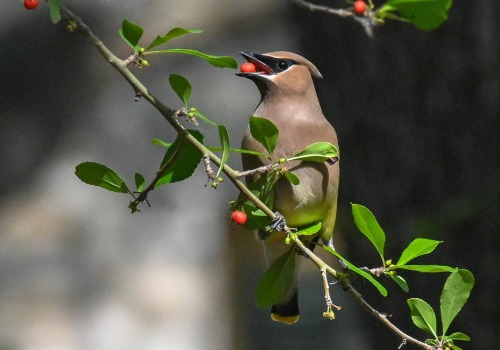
(273, 162, 337, 228)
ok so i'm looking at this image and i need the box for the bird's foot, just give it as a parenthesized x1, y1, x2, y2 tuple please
(339, 259, 349, 272)
(270, 211, 287, 232)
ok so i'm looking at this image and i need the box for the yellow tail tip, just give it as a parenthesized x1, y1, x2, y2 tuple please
(271, 313, 300, 325)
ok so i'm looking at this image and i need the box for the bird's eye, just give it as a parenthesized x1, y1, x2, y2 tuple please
(277, 60, 289, 70)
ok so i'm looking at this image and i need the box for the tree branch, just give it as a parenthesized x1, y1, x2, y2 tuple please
(60, 6, 275, 219)
(291, 235, 435, 350)
(291, 0, 381, 37)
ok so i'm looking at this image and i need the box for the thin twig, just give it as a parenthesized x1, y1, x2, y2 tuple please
(175, 107, 199, 125)
(203, 155, 216, 180)
(291, 0, 380, 37)
(236, 163, 277, 178)
(369, 266, 388, 277)
(128, 139, 186, 212)
(292, 0, 354, 17)
(321, 268, 341, 320)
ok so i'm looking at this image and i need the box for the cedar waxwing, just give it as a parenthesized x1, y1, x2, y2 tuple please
(237, 51, 340, 324)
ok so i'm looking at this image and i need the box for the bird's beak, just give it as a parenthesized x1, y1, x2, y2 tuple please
(236, 51, 273, 77)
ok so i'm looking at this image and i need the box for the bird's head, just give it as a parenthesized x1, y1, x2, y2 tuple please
(236, 51, 322, 98)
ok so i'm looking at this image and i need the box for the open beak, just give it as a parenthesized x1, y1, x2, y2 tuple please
(236, 51, 273, 76)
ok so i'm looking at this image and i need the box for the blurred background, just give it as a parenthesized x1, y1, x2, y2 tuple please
(0, 0, 498, 349)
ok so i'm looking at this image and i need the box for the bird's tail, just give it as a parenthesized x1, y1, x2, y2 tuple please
(260, 231, 301, 324)
(271, 286, 300, 324)
(261, 233, 321, 325)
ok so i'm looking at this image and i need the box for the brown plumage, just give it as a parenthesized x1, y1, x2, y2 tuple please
(237, 51, 339, 324)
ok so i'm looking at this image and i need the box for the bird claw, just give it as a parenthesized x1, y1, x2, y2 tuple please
(270, 211, 287, 232)
(339, 259, 349, 271)
(325, 237, 349, 271)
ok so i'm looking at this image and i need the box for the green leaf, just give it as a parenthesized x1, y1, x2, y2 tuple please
(378, 0, 453, 31)
(119, 20, 144, 51)
(249, 116, 279, 155)
(396, 265, 457, 273)
(190, 109, 218, 126)
(135, 173, 146, 192)
(47, 0, 62, 24)
(295, 222, 322, 236)
(214, 147, 268, 158)
(351, 204, 386, 261)
(446, 332, 470, 341)
(146, 28, 203, 50)
(146, 48, 237, 68)
(216, 125, 230, 178)
(407, 298, 438, 337)
(155, 130, 204, 186)
(284, 171, 300, 185)
(151, 138, 171, 148)
(397, 238, 442, 266)
(241, 201, 271, 230)
(287, 142, 339, 163)
(152, 138, 268, 158)
(256, 249, 296, 308)
(440, 269, 474, 336)
(169, 74, 191, 108)
(75, 162, 131, 194)
(240, 171, 277, 230)
(323, 246, 388, 296)
(390, 274, 409, 292)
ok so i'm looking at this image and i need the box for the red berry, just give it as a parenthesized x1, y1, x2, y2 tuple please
(353, 0, 366, 15)
(240, 62, 256, 73)
(231, 211, 247, 225)
(24, 0, 39, 10)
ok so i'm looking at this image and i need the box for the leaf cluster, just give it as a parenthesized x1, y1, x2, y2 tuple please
(119, 20, 237, 68)
(376, 0, 453, 31)
(256, 203, 473, 348)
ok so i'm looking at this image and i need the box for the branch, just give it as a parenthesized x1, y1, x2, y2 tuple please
(236, 163, 277, 178)
(291, 0, 381, 37)
(59, 6, 275, 220)
(59, 7, 435, 349)
(130, 139, 187, 210)
(291, 235, 435, 350)
(292, 0, 354, 17)
(321, 268, 341, 320)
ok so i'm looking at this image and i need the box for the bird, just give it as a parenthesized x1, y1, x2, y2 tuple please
(236, 51, 340, 324)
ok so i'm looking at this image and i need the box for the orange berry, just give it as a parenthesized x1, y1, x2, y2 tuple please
(353, 1, 366, 16)
(24, 0, 39, 10)
(231, 211, 247, 225)
(240, 62, 256, 73)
